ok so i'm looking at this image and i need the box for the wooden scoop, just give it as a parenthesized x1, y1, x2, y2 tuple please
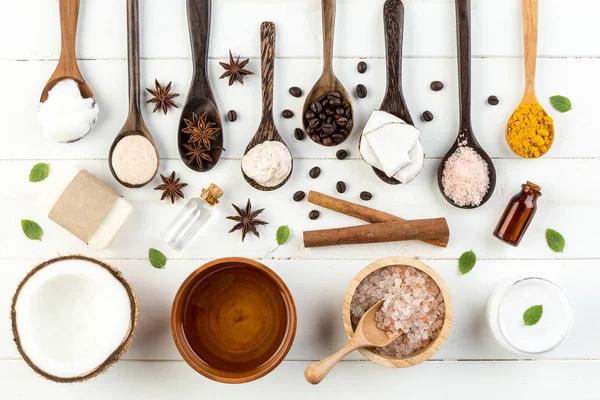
(505, 0, 554, 158)
(108, 0, 159, 188)
(242, 22, 293, 191)
(437, 0, 496, 209)
(177, 0, 224, 172)
(302, 0, 353, 146)
(304, 300, 401, 385)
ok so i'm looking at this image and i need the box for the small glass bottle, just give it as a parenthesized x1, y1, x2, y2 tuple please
(162, 183, 223, 251)
(493, 181, 541, 247)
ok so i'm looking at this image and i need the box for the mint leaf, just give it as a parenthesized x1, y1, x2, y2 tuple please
(546, 229, 565, 252)
(149, 248, 167, 269)
(29, 163, 50, 182)
(549, 95, 572, 113)
(458, 250, 476, 275)
(276, 226, 290, 246)
(21, 220, 43, 241)
(523, 305, 543, 326)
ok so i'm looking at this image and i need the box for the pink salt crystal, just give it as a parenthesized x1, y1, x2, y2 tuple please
(441, 146, 490, 207)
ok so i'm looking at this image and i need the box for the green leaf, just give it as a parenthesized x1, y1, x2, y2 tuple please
(29, 163, 50, 182)
(21, 220, 43, 241)
(458, 250, 476, 275)
(149, 248, 167, 269)
(546, 229, 565, 252)
(276, 225, 291, 246)
(549, 95, 572, 113)
(523, 305, 544, 326)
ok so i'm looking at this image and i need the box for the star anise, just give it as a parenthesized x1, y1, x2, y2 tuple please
(227, 199, 268, 242)
(146, 79, 179, 114)
(182, 112, 220, 149)
(154, 171, 188, 204)
(183, 142, 215, 168)
(219, 50, 253, 86)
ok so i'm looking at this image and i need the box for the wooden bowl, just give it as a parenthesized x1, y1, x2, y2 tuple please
(342, 257, 453, 368)
(171, 257, 297, 384)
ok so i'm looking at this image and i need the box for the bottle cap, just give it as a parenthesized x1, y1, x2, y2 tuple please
(201, 183, 223, 206)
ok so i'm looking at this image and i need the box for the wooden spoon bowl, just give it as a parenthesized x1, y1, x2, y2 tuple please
(302, 0, 354, 147)
(178, 0, 224, 172)
(342, 257, 453, 368)
(242, 22, 293, 191)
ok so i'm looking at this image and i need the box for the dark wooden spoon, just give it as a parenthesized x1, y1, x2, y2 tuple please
(370, 0, 415, 185)
(437, 0, 496, 209)
(177, 0, 224, 172)
(302, 0, 353, 147)
(108, 0, 159, 188)
(242, 22, 293, 191)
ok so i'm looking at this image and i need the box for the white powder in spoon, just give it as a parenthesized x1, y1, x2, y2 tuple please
(111, 135, 158, 185)
(38, 78, 99, 143)
(241, 141, 292, 187)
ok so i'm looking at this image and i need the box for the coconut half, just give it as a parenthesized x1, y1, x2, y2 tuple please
(11, 255, 138, 383)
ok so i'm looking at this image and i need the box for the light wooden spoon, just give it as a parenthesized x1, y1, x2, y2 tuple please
(506, 0, 554, 158)
(304, 300, 401, 385)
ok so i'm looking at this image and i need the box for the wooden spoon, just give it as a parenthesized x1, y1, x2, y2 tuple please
(242, 22, 293, 191)
(437, 0, 496, 209)
(304, 300, 400, 385)
(302, 0, 353, 147)
(178, 0, 224, 172)
(40, 0, 95, 142)
(505, 0, 554, 158)
(108, 0, 159, 188)
(370, 0, 415, 185)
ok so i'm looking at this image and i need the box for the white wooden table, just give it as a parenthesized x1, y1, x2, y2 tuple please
(2, 0, 599, 398)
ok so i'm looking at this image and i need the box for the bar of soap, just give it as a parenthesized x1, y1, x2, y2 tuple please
(38, 165, 133, 249)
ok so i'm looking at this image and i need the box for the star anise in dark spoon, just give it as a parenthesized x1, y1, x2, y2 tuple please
(219, 50, 253, 86)
(183, 142, 215, 168)
(182, 112, 221, 149)
(146, 79, 179, 114)
(227, 199, 268, 242)
(154, 171, 188, 204)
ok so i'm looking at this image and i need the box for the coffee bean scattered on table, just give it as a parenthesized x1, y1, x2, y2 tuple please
(360, 191, 373, 201)
(336, 181, 347, 194)
(227, 110, 238, 122)
(294, 128, 305, 141)
(309, 166, 321, 179)
(355, 84, 368, 99)
(430, 81, 444, 91)
(305, 91, 353, 146)
(421, 111, 434, 122)
(336, 149, 348, 160)
(289, 87, 303, 98)
(357, 61, 368, 74)
(309, 210, 320, 220)
(282, 109, 294, 119)
(293, 191, 306, 202)
(488, 95, 499, 106)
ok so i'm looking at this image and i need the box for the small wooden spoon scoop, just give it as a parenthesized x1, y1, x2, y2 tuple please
(304, 300, 400, 385)
(505, 0, 554, 158)
(242, 22, 293, 191)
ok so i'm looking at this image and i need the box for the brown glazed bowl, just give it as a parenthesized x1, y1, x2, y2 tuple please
(171, 257, 297, 384)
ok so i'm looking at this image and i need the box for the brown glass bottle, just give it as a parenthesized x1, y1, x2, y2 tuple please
(493, 181, 541, 247)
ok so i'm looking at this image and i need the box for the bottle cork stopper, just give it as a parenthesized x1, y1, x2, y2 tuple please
(201, 183, 223, 206)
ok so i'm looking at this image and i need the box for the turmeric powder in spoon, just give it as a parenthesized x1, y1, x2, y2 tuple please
(506, 103, 554, 158)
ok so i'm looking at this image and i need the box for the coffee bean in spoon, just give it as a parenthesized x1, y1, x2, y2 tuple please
(488, 95, 499, 106)
(289, 87, 303, 98)
(294, 128, 305, 141)
(336, 149, 348, 160)
(293, 191, 306, 202)
(421, 111, 434, 122)
(309, 167, 321, 179)
(360, 191, 373, 201)
(355, 84, 367, 99)
(430, 81, 444, 91)
(357, 61, 368, 74)
(282, 109, 294, 119)
(227, 110, 238, 122)
(305, 91, 353, 146)
(309, 210, 320, 220)
(336, 181, 347, 194)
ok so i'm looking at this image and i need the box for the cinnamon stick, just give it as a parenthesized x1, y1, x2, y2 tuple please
(307, 191, 449, 248)
(303, 219, 450, 248)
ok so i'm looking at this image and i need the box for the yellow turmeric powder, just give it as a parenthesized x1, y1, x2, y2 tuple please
(506, 103, 554, 158)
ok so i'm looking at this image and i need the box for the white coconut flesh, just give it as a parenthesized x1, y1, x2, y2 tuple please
(12, 257, 136, 381)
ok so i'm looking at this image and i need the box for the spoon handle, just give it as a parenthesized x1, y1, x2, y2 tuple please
(321, 0, 336, 74)
(58, 0, 79, 67)
(304, 335, 366, 385)
(522, 0, 538, 101)
(455, 0, 472, 132)
(186, 0, 212, 88)
(260, 22, 276, 123)
(126, 0, 141, 115)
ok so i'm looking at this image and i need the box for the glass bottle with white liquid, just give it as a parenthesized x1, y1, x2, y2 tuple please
(487, 277, 572, 356)
(162, 184, 223, 251)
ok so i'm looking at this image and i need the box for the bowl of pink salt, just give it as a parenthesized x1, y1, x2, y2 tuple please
(343, 257, 453, 368)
